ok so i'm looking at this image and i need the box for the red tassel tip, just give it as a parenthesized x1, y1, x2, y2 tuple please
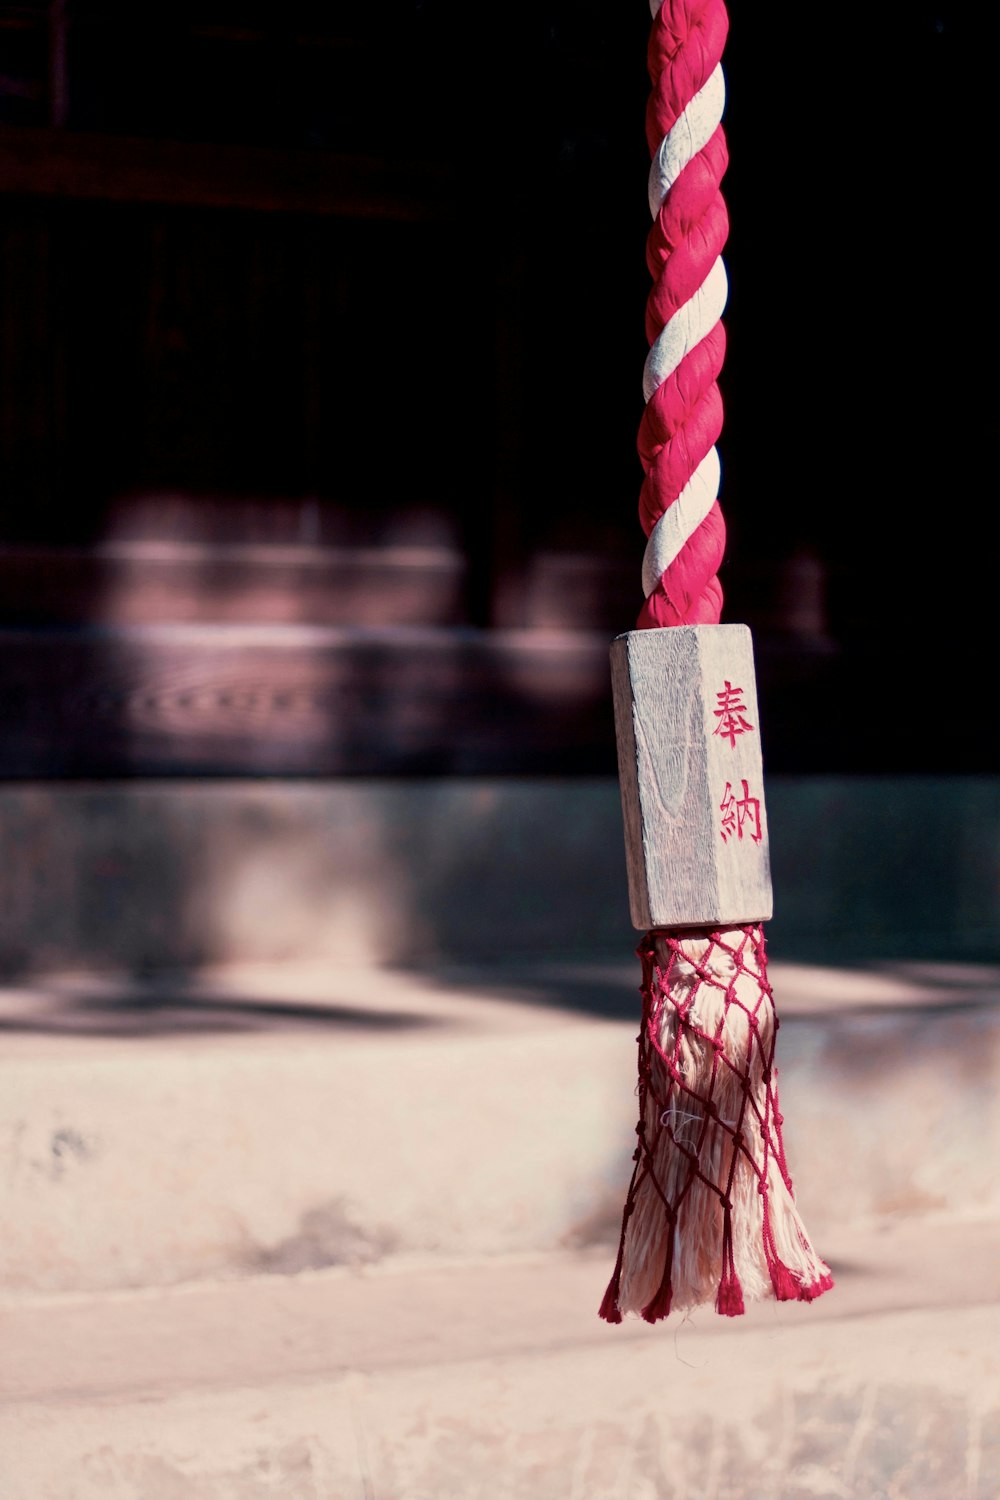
(716, 1275, 745, 1318)
(599, 1284, 624, 1324)
(796, 1272, 835, 1303)
(770, 1262, 802, 1302)
(640, 1282, 673, 1324)
(770, 1262, 835, 1304)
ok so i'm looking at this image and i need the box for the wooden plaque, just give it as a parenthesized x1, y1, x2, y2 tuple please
(611, 624, 773, 930)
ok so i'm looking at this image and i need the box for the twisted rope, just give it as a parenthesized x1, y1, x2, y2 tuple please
(601, 1, 833, 1321)
(637, 0, 729, 629)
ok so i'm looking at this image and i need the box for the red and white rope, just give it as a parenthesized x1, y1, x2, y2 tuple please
(600, 2, 834, 1322)
(638, 0, 730, 630)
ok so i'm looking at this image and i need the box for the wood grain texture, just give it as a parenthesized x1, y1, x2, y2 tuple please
(611, 625, 773, 929)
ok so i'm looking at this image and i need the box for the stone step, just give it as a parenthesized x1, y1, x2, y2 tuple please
(2, 959, 998, 1297)
(1, 1217, 998, 1499)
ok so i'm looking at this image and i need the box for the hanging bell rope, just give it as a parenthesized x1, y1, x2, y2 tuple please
(600, 0, 833, 1323)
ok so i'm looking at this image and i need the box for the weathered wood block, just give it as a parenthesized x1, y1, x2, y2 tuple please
(611, 625, 773, 930)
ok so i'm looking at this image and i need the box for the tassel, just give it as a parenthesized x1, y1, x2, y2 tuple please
(715, 1273, 745, 1317)
(598, 1281, 624, 1324)
(797, 1271, 835, 1303)
(768, 1261, 802, 1302)
(641, 1281, 674, 1323)
(639, 1212, 676, 1322)
(603, 926, 832, 1319)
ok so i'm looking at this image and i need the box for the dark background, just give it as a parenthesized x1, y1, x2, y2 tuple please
(0, 2, 990, 776)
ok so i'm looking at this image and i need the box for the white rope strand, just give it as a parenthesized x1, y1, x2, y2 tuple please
(647, 64, 726, 218)
(640, 21, 728, 612)
(642, 255, 728, 402)
(642, 445, 721, 597)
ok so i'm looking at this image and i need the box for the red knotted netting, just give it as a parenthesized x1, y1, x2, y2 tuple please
(600, 923, 833, 1322)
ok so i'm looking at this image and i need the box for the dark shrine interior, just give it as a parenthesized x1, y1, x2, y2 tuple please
(0, 2, 990, 778)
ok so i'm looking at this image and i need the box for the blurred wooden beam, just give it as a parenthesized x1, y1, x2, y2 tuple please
(0, 625, 614, 777)
(0, 127, 458, 219)
(0, 545, 467, 628)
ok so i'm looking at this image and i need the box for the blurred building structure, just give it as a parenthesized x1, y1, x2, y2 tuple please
(0, 2, 994, 971)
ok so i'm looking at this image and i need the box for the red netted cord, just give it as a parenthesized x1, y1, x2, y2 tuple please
(600, 928, 834, 1321)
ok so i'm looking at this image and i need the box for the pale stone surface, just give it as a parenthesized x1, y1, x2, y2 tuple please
(1, 961, 999, 1295)
(0, 982, 636, 1293)
(1, 959, 999, 1496)
(0, 1220, 998, 1500)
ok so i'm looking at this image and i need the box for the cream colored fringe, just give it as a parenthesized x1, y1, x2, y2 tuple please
(616, 931, 830, 1315)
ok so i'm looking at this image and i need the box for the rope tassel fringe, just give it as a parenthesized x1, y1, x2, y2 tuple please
(600, 926, 833, 1321)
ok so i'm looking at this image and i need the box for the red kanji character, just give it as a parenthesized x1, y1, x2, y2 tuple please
(719, 779, 763, 844)
(713, 680, 754, 748)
